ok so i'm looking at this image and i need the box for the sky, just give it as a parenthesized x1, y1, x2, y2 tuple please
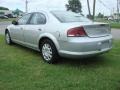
(0, 0, 117, 16)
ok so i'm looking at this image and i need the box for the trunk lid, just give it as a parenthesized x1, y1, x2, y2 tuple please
(62, 22, 111, 38)
(83, 23, 111, 38)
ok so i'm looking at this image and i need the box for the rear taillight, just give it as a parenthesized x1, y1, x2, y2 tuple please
(67, 27, 87, 37)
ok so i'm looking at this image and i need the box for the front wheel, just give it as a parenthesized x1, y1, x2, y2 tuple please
(40, 39, 59, 64)
(5, 31, 12, 45)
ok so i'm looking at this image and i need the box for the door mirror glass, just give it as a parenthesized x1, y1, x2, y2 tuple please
(12, 20, 18, 25)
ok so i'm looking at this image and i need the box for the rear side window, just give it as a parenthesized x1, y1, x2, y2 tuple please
(29, 13, 46, 25)
(51, 11, 91, 23)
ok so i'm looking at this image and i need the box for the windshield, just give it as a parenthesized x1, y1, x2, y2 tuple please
(51, 11, 91, 23)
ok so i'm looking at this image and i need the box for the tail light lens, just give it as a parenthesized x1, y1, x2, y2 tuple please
(67, 27, 87, 37)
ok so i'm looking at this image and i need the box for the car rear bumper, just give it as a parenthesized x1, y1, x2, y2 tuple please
(58, 35, 113, 58)
(59, 47, 112, 58)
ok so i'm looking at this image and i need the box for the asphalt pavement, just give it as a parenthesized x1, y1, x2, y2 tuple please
(0, 21, 11, 35)
(0, 21, 120, 40)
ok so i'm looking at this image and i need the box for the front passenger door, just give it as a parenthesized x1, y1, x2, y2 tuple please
(11, 13, 32, 43)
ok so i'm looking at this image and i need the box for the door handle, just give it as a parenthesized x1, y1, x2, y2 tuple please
(38, 29, 42, 31)
(20, 27, 23, 30)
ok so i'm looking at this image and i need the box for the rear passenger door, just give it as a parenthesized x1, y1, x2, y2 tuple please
(23, 12, 47, 49)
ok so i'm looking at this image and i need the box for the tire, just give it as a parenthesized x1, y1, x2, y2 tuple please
(5, 31, 12, 45)
(40, 39, 59, 64)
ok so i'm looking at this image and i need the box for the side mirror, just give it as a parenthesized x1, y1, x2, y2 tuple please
(12, 20, 18, 25)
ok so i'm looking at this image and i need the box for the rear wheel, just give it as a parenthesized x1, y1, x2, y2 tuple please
(5, 31, 12, 45)
(40, 39, 59, 64)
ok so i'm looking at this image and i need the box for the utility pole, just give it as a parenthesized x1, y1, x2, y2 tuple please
(117, 0, 120, 20)
(113, 8, 115, 15)
(93, 0, 96, 21)
(25, 0, 28, 13)
(87, 0, 91, 18)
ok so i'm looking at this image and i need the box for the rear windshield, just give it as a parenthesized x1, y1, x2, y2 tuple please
(51, 11, 91, 23)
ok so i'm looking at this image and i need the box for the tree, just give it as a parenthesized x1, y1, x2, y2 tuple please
(97, 13, 104, 18)
(66, 0, 82, 13)
(87, 14, 93, 19)
(12, 9, 23, 16)
(0, 6, 9, 10)
(0, 12, 4, 14)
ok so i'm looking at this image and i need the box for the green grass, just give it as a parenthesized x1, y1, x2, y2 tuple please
(110, 23, 120, 29)
(0, 35, 120, 90)
(0, 18, 16, 22)
(95, 19, 120, 29)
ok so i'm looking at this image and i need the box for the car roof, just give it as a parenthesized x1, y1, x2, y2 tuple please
(29, 8, 66, 14)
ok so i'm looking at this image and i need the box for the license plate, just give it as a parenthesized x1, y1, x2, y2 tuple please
(101, 40, 110, 49)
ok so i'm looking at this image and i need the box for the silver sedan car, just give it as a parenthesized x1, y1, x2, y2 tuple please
(5, 10, 112, 63)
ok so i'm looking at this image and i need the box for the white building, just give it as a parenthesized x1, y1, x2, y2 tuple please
(0, 10, 13, 15)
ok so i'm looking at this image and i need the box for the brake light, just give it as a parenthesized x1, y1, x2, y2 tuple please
(67, 27, 87, 37)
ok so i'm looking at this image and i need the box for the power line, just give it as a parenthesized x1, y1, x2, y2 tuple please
(98, 0, 111, 11)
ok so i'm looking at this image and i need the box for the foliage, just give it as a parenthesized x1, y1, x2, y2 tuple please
(12, 9, 23, 16)
(95, 19, 120, 29)
(0, 12, 4, 15)
(97, 13, 104, 18)
(87, 14, 93, 19)
(66, 0, 82, 13)
(0, 6, 9, 10)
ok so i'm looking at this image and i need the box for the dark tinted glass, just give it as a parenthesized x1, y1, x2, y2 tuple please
(51, 11, 91, 23)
